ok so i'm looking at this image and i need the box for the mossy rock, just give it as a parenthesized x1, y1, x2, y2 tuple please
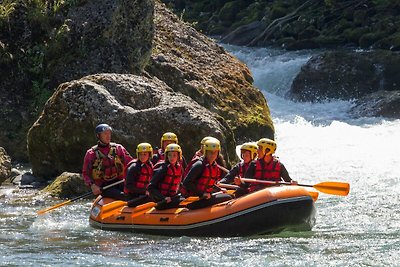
(359, 32, 387, 48)
(42, 172, 89, 199)
(373, 32, 400, 51)
(0, 147, 12, 185)
(343, 27, 370, 44)
(219, 1, 245, 23)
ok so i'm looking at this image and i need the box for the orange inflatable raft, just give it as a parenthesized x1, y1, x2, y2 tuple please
(89, 186, 317, 237)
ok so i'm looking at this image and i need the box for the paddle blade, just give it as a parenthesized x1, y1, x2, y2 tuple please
(313, 181, 350, 196)
(37, 200, 72, 215)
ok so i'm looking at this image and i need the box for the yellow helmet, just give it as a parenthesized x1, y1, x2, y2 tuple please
(203, 138, 221, 154)
(257, 138, 277, 156)
(136, 142, 153, 158)
(200, 136, 218, 145)
(240, 142, 258, 160)
(161, 132, 178, 147)
(165, 143, 182, 161)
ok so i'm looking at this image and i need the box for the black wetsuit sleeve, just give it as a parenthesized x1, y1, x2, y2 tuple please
(280, 163, 292, 182)
(219, 163, 240, 184)
(148, 164, 168, 202)
(182, 161, 204, 196)
(241, 161, 257, 189)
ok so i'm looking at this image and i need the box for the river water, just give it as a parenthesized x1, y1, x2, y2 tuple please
(1, 46, 399, 266)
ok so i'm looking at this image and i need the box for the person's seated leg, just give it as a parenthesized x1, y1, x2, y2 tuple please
(234, 187, 248, 198)
(186, 198, 213, 210)
(156, 197, 181, 210)
(209, 193, 233, 205)
(127, 195, 152, 207)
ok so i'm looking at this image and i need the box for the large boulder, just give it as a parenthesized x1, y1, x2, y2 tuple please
(0, 0, 154, 161)
(146, 1, 274, 142)
(46, 0, 154, 88)
(288, 50, 400, 102)
(349, 90, 400, 119)
(27, 74, 236, 179)
(41, 172, 89, 198)
(0, 147, 12, 185)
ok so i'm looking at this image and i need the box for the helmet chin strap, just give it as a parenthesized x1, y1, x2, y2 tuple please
(97, 139, 109, 147)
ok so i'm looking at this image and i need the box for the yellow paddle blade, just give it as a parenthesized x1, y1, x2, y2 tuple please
(133, 202, 157, 212)
(37, 200, 72, 215)
(179, 196, 200, 206)
(313, 181, 350, 196)
(102, 201, 127, 214)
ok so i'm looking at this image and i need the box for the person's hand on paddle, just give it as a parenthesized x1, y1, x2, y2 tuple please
(290, 180, 298, 185)
(234, 176, 243, 186)
(91, 184, 101, 195)
(202, 192, 211, 199)
(165, 197, 172, 203)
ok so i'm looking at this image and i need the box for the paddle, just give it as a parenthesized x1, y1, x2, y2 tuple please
(240, 178, 350, 196)
(37, 179, 125, 215)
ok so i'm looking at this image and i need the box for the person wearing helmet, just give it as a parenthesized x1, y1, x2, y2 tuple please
(124, 143, 154, 207)
(147, 144, 185, 210)
(182, 138, 232, 210)
(151, 132, 178, 165)
(218, 142, 258, 197)
(82, 124, 133, 200)
(243, 138, 296, 194)
(183, 136, 227, 177)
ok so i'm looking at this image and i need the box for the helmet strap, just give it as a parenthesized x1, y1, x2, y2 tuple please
(97, 139, 109, 147)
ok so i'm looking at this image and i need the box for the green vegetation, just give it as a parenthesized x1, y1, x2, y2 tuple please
(0, 0, 86, 115)
(162, 0, 400, 50)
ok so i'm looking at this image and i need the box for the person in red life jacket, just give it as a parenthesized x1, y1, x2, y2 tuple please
(147, 144, 184, 210)
(151, 132, 178, 165)
(183, 136, 227, 177)
(182, 138, 232, 210)
(82, 124, 133, 200)
(242, 138, 297, 194)
(124, 143, 154, 207)
(218, 142, 258, 197)
(152, 132, 187, 169)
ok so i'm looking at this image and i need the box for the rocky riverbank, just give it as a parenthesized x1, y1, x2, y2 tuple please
(0, 0, 273, 178)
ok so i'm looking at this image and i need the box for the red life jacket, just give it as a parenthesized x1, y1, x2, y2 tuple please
(158, 163, 183, 197)
(125, 159, 153, 193)
(194, 159, 221, 194)
(249, 157, 281, 193)
(91, 143, 124, 181)
(183, 150, 202, 177)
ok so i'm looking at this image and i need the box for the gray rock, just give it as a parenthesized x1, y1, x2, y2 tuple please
(349, 90, 400, 119)
(146, 2, 274, 142)
(27, 74, 236, 179)
(288, 50, 400, 102)
(0, 0, 154, 162)
(41, 172, 89, 198)
(0, 147, 11, 185)
(12, 172, 46, 188)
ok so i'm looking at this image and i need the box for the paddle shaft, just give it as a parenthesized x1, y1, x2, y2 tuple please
(37, 179, 124, 215)
(240, 178, 350, 196)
